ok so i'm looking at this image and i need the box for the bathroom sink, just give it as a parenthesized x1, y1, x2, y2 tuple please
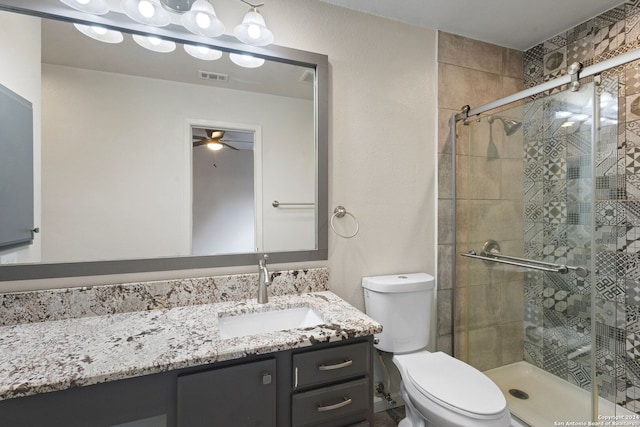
(218, 306, 327, 339)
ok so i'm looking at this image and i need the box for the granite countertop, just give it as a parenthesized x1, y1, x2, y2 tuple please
(0, 291, 381, 401)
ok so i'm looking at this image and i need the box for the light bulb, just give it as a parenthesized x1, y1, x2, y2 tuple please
(148, 36, 161, 45)
(247, 23, 261, 39)
(138, 0, 155, 18)
(92, 26, 107, 35)
(195, 12, 211, 29)
(207, 142, 223, 151)
(76, 0, 90, 4)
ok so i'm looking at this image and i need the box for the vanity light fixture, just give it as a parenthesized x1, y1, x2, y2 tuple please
(132, 34, 176, 52)
(234, 1, 273, 46)
(229, 52, 265, 68)
(184, 44, 223, 60)
(121, 0, 172, 27)
(181, 0, 225, 38)
(73, 23, 124, 43)
(60, 0, 109, 15)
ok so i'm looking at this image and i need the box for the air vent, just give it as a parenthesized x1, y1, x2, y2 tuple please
(198, 70, 229, 82)
(299, 69, 315, 84)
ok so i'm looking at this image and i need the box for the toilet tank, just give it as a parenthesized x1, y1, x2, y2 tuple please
(362, 273, 435, 354)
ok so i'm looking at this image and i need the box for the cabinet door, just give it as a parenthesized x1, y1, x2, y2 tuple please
(177, 358, 276, 427)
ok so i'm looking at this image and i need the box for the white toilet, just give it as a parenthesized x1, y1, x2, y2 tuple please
(362, 273, 511, 427)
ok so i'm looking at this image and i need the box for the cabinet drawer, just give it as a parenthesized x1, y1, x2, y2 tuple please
(293, 341, 370, 389)
(291, 378, 370, 427)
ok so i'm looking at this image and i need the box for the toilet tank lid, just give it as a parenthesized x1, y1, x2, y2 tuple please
(362, 273, 435, 293)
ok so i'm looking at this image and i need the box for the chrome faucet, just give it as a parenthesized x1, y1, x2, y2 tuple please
(257, 254, 271, 304)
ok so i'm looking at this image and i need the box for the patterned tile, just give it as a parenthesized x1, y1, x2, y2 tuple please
(626, 120, 640, 146)
(595, 5, 626, 30)
(627, 93, 640, 121)
(524, 341, 544, 368)
(628, 304, 640, 333)
(568, 359, 592, 389)
(628, 174, 640, 199)
(596, 276, 625, 302)
(627, 280, 640, 307)
(544, 48, 566, 78)
(544, 201, 567, 224)
(567, 35, 594, 66)
(625, 201, 640, 224)
(596, 201, 626, 226)
(596, 225, 627, 250)
(567, 20, 595, 45)
(628, 332, 640, 359)
(627, 147, 640, 173)
(595, 22, 626, 57)
(543, 287, 569, 312)
(596, 297, 626, 328)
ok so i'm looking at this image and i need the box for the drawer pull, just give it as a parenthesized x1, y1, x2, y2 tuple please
(318, 359, 353, 371)
(317, 397, 352, 412)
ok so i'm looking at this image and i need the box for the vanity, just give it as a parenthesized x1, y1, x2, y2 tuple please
(0, 270, 381, 426)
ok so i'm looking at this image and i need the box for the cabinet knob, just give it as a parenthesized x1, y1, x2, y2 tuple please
(262, 372, 272, 385)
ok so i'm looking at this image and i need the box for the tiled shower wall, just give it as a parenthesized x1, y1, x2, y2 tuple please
(436, 32, 524, 357)
(523, 2, 640, 411)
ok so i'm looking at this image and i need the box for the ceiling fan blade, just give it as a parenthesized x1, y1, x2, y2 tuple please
(193, 139, 211, 147)
(221, 142, 239, 150)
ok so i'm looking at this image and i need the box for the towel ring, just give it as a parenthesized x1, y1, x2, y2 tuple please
(330, 205, 359, 238)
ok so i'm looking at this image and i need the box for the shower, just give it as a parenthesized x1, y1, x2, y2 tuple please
(451, 57, 637, 424)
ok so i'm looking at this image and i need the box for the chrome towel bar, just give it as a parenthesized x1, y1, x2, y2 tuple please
(272, 200, 315, 208)
(460, 240, 588, 278)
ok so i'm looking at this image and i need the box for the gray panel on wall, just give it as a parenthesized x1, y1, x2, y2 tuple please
(0, 82, 34, 250)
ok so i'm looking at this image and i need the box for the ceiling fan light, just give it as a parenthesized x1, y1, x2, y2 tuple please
(207, 141, 224, 151)
(229, 52, 265, 68)
(234, 8, 273, 46)
(60, 0, 110, 15)
(181, 0, 225, 37)
(74, 23, 124, 43)
(121, 0, 171, 27)
(184, 44, 223, 61)
(132, 34, 176, 52)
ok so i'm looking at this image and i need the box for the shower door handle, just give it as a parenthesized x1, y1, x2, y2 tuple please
(460, 240, 588, 277)
(461, 251, 569, 274)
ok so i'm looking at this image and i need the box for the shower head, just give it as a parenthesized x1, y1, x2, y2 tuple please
(488, 116, 522, 136)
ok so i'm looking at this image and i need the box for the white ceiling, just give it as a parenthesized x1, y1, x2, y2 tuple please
(319, 0, 628, 50)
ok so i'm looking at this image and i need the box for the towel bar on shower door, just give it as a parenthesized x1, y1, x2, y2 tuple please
(460, 240, 589, 278)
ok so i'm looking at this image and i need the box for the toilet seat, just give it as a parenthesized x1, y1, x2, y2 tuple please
(394, 351, 507, 420)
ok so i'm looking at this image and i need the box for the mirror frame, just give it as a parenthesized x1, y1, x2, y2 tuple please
(0, 0, 328, 281)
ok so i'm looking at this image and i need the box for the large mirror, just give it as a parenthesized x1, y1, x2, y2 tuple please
(0, 0, 328, 280)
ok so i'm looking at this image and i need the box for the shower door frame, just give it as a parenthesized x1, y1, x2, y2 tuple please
(449, 48, 640, 422)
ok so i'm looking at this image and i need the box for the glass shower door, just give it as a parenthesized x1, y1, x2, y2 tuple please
(454, 78, 628, 425)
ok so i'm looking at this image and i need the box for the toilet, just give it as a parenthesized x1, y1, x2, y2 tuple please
(362, 273, 511, 427)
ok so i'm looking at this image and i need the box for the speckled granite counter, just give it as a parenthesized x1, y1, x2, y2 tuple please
(0, 289, 381, 401)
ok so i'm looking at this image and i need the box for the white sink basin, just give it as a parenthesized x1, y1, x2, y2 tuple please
(218, 306, 326, 339)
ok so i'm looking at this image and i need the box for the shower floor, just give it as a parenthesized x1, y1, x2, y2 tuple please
(485, 361, 638, 427)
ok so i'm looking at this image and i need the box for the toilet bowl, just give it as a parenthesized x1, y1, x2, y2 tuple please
(393, 351, 511, 427)
(362, 273, 510, 427)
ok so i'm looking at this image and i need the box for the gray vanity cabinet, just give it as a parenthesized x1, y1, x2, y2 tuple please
(177, 358, 276, 426)
(0, 337, 373, 427)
